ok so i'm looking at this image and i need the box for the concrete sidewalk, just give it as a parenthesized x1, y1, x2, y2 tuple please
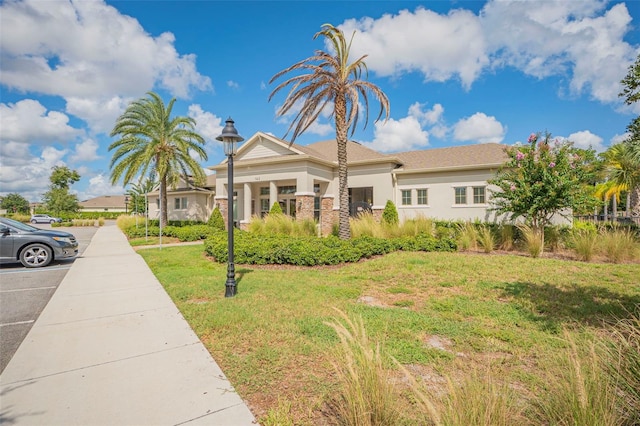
(0, 224, 257, 425)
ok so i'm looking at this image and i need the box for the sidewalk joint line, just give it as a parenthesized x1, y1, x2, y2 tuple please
(0, 286, 57, 293)
(39, 306, 177, 327)
(173, 402, 247, 425)
(1, 342, 203, 386)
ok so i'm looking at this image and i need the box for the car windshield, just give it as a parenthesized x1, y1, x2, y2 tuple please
(1, 217, 40, 232)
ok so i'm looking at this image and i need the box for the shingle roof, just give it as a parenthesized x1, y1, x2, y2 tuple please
(299, 140, 390, 163)
(79, 195, 127, 209)
(394, 143, 508, 171)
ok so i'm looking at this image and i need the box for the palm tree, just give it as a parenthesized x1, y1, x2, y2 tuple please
(126, 178, 158, 215)
(604, 141, 640, 218)
(269, 24, 390, 239)
(109, 92, 207, 226)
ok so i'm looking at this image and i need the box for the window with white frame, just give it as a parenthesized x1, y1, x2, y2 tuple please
(174, 197, 187, 210)
(473, 186, 486, 204)
(401, 189, 412, 205)
(417, 189, 428, 205)
(454, 187, 467, 205)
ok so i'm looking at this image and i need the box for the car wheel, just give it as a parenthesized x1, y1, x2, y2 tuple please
(20, 244, 53, 268)
(31, 219, 37, 224)
(50, 219, 55, 224)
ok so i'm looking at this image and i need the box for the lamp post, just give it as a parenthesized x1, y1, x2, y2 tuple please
(216, 117, 244, 297)
(124, 196, 129, 215)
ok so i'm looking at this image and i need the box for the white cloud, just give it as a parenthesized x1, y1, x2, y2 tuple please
(610, 132, 631, 145)
(70, 138, 101, 163)
(77, 174, 125, 201)
(227, 80, 240, 90)
(0, 0, 211, 99)
(365, 115, 429, 152)
(340, 7, 488, 89)
(480, 0, 636, 104)
(65, 96, 132, 134)
(188, 104, 224, 143)
(0, 99, 82, 144)
(0, 146, 68, 202)
(566, 130, 605, 151)
(338, 0, 637, 105)
(453, 112, 505, 143)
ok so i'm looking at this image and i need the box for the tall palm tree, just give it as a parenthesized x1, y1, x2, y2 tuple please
(109, 92, 207, 226)
(269, 24, 390, 239)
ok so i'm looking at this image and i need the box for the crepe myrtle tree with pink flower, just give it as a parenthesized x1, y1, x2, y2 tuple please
(488, 132, 598, 253)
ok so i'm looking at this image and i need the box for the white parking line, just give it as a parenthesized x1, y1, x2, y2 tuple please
(0, 265, 72, 274)
(0, 320, 35, 327)
(0, 286, 57, 293)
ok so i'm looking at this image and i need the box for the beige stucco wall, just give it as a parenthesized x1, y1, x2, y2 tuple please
(147, 192, 214, 222)
(395, 168, 501, 222)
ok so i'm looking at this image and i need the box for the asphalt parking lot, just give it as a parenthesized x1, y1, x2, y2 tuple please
(0, 225, 98, 373)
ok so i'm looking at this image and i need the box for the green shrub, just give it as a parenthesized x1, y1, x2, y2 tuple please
(381, 200, 399, 226)
(269, 202, 283, 215)
(204, 232, 456, 266)
(208, 207, 225, 231)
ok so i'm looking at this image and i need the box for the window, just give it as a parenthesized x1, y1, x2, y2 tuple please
(260, 199, 270, 216)
(417, 189, 428, 205)
(454, 187, 467, 205)
(278, 185, 296, 195)
(260, 187, 270, 196)
(401, 190, 412, 205)
(473, 186, 486, 204)
(174, 197, 187, 210)
(314, 184, 321, 221)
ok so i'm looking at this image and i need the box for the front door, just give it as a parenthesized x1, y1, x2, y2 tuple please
(278, 198, 296, 218)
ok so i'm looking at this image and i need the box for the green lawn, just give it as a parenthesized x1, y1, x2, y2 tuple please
(138, 246, 640, 424)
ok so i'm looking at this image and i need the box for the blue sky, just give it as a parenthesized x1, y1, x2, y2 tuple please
(1, 0, 639, 202)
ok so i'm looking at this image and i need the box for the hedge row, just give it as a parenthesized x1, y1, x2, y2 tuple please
(123, 224, 215, 241)
(204, 231, 456, 266)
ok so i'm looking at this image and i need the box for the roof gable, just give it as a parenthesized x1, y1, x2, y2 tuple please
(234, 132, 304, 162)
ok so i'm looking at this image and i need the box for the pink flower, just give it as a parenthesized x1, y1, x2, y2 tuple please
(510, 184, 516, 191)
(549, 162, 556, 168)
(528, 133, 536, 143)
(516, 151, 525, 161)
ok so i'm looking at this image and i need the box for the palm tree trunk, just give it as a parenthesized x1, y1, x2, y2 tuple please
(612, 195, 618, 223)
(335, 95, 350, 240)
(632, 185, 640, 218)
(160, 176, 168, 227)
(603, 196, 608, 222)
(627, 192, 631, 218)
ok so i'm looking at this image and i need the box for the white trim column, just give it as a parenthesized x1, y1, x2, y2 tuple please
(269, 181, 277, 211)
(243, 183, 252, 222)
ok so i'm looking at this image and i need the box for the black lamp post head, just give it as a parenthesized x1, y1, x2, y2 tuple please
(216, 117, 244, 156)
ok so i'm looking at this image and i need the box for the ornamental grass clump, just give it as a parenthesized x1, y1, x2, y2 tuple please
(350, 213, 385, 238)
(324, 310, 400, 426)
(602, 313, 640, 424)
(600, 228, 638, 263)
(457, 222, 478, 251)
(533, 331, 625, 426)
(571, 229, 599, 261)
(478, 225, 496, 253)
(517, 224, 543, 258)
(499, 224, 515, 251)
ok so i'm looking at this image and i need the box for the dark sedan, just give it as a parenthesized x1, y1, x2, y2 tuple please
(0, 217, 78, 267)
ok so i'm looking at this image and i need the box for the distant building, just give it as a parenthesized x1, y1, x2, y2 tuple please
(79, 195, 128, 213)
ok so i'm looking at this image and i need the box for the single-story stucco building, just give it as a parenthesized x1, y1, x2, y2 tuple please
(147, 132, 513, 235)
